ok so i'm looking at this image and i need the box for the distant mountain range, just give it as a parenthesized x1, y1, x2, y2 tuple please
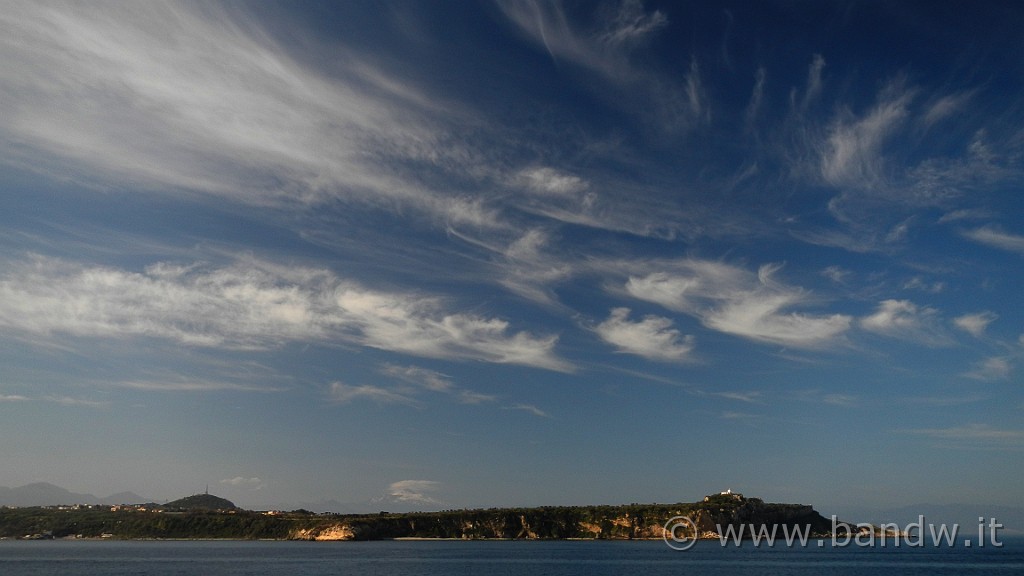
(0, 482, 444, 513)
(0, 482, 150, 507)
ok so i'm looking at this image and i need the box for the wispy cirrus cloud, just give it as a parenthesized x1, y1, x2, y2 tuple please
(745, 66, 766, 126)
(902, 276, 945, 294)
(503, 168, 705, 240)
(381, 365, 455, 393)
(953, 311, 997, 338)
(0, 255, 569, 371)
(0, 255, 333, 349)
(596, 0, 669, 47)
(622, 260, 851, 348)
(696, 390, 763, 404)
(220, 476, 265, 490)
(514, 167, 591, 198)
(498, 0, 665, 82)
(328, 381, 415, 405)
(786, 74, 1017, 254)
(821, 265, 851, 284)
(493, 228, 575, 305)
(820, 81, 914, 191)
(506, 403, 550, 418)
(721, 411, 761, 422)
(794, 54, 825, 112)
(115, 380, 283, 393)
(963, 226, 1024, 254)
(379, 480, 444, 507)
(43, 396, 108, 408)
(859, 299, 951, 346)
(507, 168, 606, 239)
(937, 209, 992, 224)
(335, 287, 569, 371)
(906, 424, 1024, 448)
(822, 394, 858, 407)
(921, 91, 975, 127)
(380, 364, 496, 404)
(0, 394, 105, 407)
(594, 308, 695, 361)
(497, 0, 706, 129)
(0, 394, 31, 402)
(905, 131, 1015, 204)
(964, 357, 1012, 381)
(794, 389, 858, 407)
(0, 2, 496, 229)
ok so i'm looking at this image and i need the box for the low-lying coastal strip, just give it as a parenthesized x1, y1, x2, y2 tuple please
(1, 491, 852, 541)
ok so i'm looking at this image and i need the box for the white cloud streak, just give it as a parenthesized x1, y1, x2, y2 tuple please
(964, 357, 1012, 381)
(0, 394, 31, 402)
(699, 390, 762, 403)
(937, 209, 992, 224)
(497, 0, 706, 130)
(821, 83, 914, 189)
(802, 77, 1016, 251)
(859, 299, 951, 346)
(496, 228, 576, 305)
(0, 255, 569, 371)
(116, 380, 282, 393)
(0, 0, 745, 274)
(623, 260, 850, 348)
(328, 382, 415, 405)
(746, 66, 766, 125)
(507, 403, 550, 418)
(43, 395, 107, 408)
(0, 394, 105, 406)
(595, 308, 695, 361)
(381, 365, 454, 393)
(499, 0, 665, 82)
(902, 277, 945, 294)
(922, 91, 974, 127)
(953, 312, 997, 338)
(515, 167, 591, 198)
(822, 266, 851, 284)
(335, 287, 570, 371)
(380, 364, 496, 404)
(597, 0, 669, 47)
(799, 54, 825, 111)
(0, 2, 493, 228)
(383, 480, 443, 505)
(907, 424, 1024, 446)
(963, 226, 1024, 254)
(0, 256, 332, 349)
(220, 477, 265, 490)
(822, 394, 857, 407)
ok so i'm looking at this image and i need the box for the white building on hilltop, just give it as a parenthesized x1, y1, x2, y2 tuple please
(704, 489, 744, 502)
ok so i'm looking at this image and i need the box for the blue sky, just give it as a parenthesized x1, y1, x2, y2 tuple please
(1, 1, 1022, 513)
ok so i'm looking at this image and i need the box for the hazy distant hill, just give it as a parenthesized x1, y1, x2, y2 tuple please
(163, 493, 236, 510)
(0, 482, 149, 507)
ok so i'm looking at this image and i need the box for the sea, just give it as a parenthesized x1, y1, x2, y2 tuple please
(1, 538, 1022, 575)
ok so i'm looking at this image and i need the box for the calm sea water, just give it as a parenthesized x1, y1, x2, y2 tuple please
(1, 538, 1022, 575)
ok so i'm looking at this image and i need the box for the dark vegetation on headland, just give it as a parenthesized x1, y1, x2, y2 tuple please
(0, 492, 838, 541)
(162, 493, 238, 511)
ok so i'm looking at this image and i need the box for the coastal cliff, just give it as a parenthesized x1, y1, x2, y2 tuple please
(288, 494, 835, 541)
(0, 493, 836, 541)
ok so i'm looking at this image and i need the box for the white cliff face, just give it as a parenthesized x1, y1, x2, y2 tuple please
(291, 524, 356, 541)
